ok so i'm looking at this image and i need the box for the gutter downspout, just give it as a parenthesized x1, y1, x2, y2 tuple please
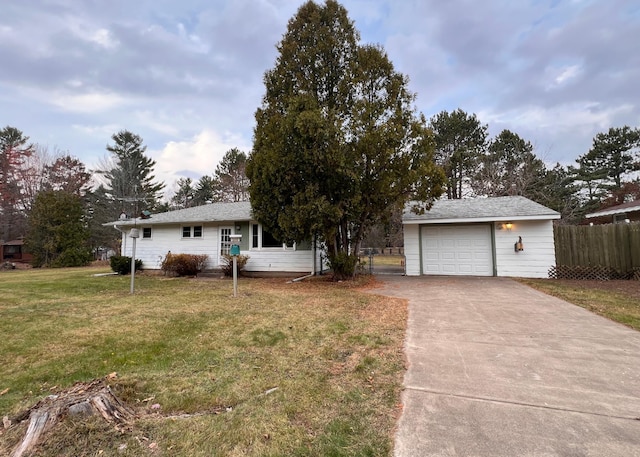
(289, 236, 317, 283)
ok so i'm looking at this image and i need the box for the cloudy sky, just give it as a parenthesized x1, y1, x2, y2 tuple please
(2, 0, 639, 197)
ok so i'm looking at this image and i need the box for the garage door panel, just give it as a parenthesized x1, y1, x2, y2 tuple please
(441, 264, 456, 274)
(421, 224, 493, 276)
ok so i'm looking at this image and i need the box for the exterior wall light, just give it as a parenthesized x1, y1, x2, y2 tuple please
(515, 236, 524, 252)
(505, 222, 513, 231)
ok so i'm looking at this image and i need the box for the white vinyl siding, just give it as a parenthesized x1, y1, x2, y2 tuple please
(121, 225, 219, 270)
(404, 224, 421, 276)
(119, 223, 319, 274)
(494, 220, 555, 278)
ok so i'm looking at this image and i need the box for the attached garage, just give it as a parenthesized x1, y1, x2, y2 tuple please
(404, 196, 560, 278)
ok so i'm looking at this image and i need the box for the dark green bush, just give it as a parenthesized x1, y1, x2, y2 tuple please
(110, 255, 143, 275)
(50, 247, 93, 268)
(328, 252, 359, 280)
(220, 254, 250, 277)
(160, 252, 209, 276)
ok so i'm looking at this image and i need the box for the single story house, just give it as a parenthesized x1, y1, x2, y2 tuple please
(1, 239, 32, 263)
(106, 201, 324, 275)
(585, 200, 640, 224)
(403, 196, 560, 278)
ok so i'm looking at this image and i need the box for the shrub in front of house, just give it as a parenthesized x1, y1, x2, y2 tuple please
(160, 252, 209, 277)
(110, 255, 143, 275)
(328, 252, 359, 279)
(220, 254, 250, 277)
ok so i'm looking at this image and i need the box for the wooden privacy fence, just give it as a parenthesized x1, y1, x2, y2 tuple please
(552, 223, 640, 279)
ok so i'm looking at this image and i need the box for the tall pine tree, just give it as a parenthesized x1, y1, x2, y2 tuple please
(247, 0, 443, 278)
(429, 109, 488, 199)
(102, 130, 165, 218)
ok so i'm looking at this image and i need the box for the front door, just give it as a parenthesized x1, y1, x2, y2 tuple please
(219, 227, 232, 263)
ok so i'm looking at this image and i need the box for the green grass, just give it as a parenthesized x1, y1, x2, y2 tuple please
(370, 255, 404, 267)
(518, 278, 640, 331)
(0, 267, 407, 456)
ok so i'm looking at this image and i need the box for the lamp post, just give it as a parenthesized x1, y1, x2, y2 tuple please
(229, 233, 242, 297)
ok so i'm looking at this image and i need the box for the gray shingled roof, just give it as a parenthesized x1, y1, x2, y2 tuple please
(586, 199, 640, 218)
(104, 201, 253, 227)
(403, 196, 560, 223)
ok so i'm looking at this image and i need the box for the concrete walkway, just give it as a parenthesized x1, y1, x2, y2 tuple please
(370, 276, 640, 457)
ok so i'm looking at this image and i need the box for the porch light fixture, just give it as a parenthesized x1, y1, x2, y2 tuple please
(499, 222, 513, 231)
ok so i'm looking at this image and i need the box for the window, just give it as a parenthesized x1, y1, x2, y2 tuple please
(182, 226, 203, 238)
(262, 229, 282, 248)
(250, 224, 294, 249)
(252, 224, 259, 248)
(142, 227, 152, 239)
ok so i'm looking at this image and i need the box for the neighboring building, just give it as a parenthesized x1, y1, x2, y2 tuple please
(0, 239, 32, 263)
(403, 196, 560, 278)
(585, 200, 640, 225)
(105, 201, 324, 275)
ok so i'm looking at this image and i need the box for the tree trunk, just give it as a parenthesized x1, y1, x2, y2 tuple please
(9, 377, 134, 457)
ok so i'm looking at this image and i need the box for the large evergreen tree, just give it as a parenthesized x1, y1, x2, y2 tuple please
(25, 190, 93, 267)
(429, 109, 488, 199)
(85, 185, 121, 256)
(103, 130, 165, 218)
(583, 126, 640, 202)
(170, 177, 196, 209)
(472, 129, 546, 198)
(247, 0, 443, 278)
(193, 175, 216, 206)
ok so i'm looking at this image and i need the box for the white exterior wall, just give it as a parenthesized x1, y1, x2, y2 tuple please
(121, 224, 220, 270)
(242, 248, 314, 273)
(120, 223, 319, 273)
(494, 220, 555, 278)
(404, 224, 421, 276)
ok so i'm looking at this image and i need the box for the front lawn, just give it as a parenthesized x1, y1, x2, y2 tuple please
(0, 268, 407, 456)
(519, 278, 640, 331)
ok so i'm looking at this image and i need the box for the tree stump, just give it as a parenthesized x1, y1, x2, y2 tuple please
(9, 377, 134, 457)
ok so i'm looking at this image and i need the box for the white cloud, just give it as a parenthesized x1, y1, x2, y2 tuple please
(477, 102, 636, 165)
(544, 63, 583, 90)
(555, 64, 581, 85)
(90, 28, 119, 49)
(154, 128, 252, 198)
(49, 90, 128, 113)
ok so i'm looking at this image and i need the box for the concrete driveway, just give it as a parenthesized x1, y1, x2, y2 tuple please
(370, 276, 640, 457)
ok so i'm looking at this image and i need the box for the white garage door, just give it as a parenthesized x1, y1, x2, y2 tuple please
(421, 224, 493, 276)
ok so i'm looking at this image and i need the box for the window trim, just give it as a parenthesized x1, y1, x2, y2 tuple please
(250, 223, 295, 251)
(142, 227, 152, 239)
(182, 225, 204, 239)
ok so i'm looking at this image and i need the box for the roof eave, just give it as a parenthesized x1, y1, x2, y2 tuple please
(585, 206, 640, 218)
(104, 217, 253, 227)
(402, 214, 561, 225)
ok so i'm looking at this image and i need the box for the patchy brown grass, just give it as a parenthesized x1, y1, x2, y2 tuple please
(518, 278, 640, 331)
(0, 268, 407, 457)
